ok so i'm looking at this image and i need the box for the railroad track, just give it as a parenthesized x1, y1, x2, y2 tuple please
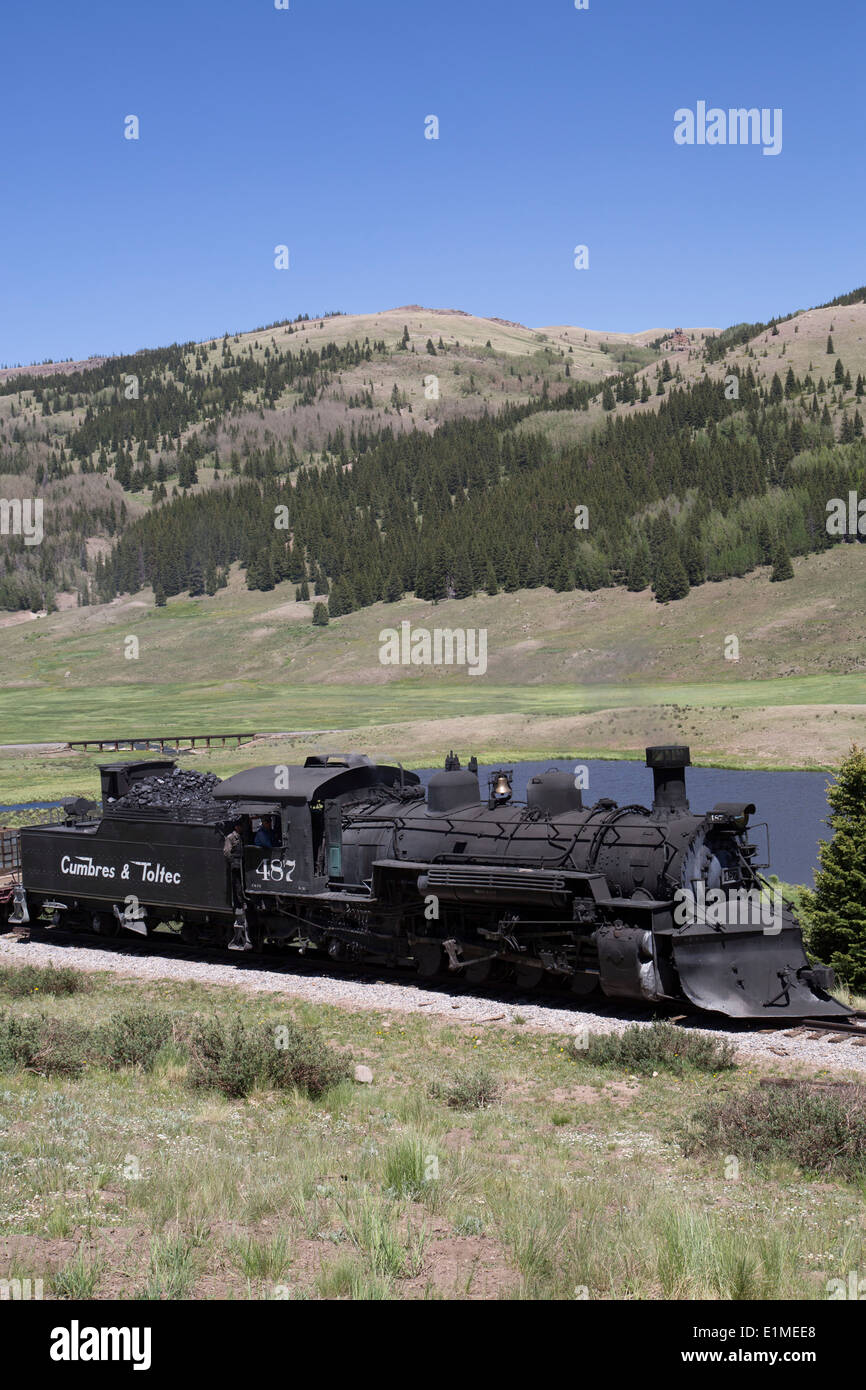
(782, 1015, 866, 1044)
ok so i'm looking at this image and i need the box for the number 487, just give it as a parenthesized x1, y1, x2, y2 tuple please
(256, 857, 295, 883)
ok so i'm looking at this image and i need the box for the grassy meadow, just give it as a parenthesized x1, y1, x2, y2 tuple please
(0, 960, 864, 1301)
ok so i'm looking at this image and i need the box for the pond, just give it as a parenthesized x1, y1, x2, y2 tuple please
(416, 759, 833, 886)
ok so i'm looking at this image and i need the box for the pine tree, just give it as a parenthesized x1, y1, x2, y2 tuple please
(652, 543, 689, 602)
(187, 560, 204, 596)
(826, 335, 835, 354)
(312, 602, 329, 626)
(551, 556, 573, 592)
(757, 519, 774, 566)
(626, 540, 651, 591)
(680, 534, 705, 586)
(602, 383, 615, 411)
(178, 456, 198, 488)
(451, 552, 474, 600)
(800, 745, 866, 990)
(154, 584, 167, 608)
(770, 542, 793, 582)
(328, 578, 356, 617)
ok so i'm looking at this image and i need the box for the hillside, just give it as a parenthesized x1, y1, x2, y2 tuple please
(0, 304, 690, 612)
(3, 531, 866, 692)
(1, 288, 866, 781)
(2, 290, 865, 623)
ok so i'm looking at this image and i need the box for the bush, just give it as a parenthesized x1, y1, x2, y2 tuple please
(185, 1016, 261, 1098)
(429, 1064, 501, 1110)
(574, 1022, 736, 1076)
(0, 1010, 93, 1077)
(96, 1007, 175, 1071)
(186, 1014, 349, 1099)
(0, 963, 93, 998)
(682, 1082, 866, 1181)
(266, 1017, 349, 1097)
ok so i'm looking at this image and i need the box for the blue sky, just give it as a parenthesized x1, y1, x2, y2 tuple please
(2, 0, 863, 364)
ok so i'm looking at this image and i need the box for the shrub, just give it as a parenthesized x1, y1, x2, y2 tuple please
(96, 1007, 175, 1071)
(573, 1022, 736, 1076)
(0, 1010, 92, 1077)
(0, 963, 93, 998)
(266, 1017, 349, 1097)
(186, 1014, 348, 1099)
(682, 1081, 866, 1181)
(430, 1064, 501, 1110)
(185, 1016, 265, 1098)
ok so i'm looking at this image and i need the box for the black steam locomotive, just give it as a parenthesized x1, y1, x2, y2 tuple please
(6, 746, 848, 1021)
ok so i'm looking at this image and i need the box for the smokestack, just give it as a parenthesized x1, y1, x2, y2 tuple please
(646, 745, 690, 812)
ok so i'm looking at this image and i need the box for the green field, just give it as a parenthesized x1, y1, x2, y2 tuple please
(1, 675, 864, 747)
(0, 672, 863, 805)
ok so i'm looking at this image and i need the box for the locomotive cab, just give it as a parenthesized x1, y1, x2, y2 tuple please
(214, 756, 419, 898)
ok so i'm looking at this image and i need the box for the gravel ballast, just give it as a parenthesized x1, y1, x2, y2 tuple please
(1, 933, 863, 1076)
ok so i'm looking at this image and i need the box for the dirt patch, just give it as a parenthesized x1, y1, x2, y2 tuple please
(551, 1084, 602, 1105)
(442, 1128, 474, 1150)
(550, 1081, 639, 1107)
(0, 612, 40, 630)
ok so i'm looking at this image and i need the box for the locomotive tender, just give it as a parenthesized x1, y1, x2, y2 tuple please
(7, 745, 848, 1021)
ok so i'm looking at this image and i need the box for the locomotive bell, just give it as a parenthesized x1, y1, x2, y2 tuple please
(490, 770, 513, 804)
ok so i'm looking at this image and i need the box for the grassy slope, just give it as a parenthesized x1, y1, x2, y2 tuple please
(0, 543, 863, 801)
(517, 300, 866, 447)
(0, 306, 677, 480)
(1, 965, 863, 1301)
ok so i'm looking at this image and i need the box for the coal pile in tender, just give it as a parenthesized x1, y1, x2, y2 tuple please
(108, 769, 240, 821)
